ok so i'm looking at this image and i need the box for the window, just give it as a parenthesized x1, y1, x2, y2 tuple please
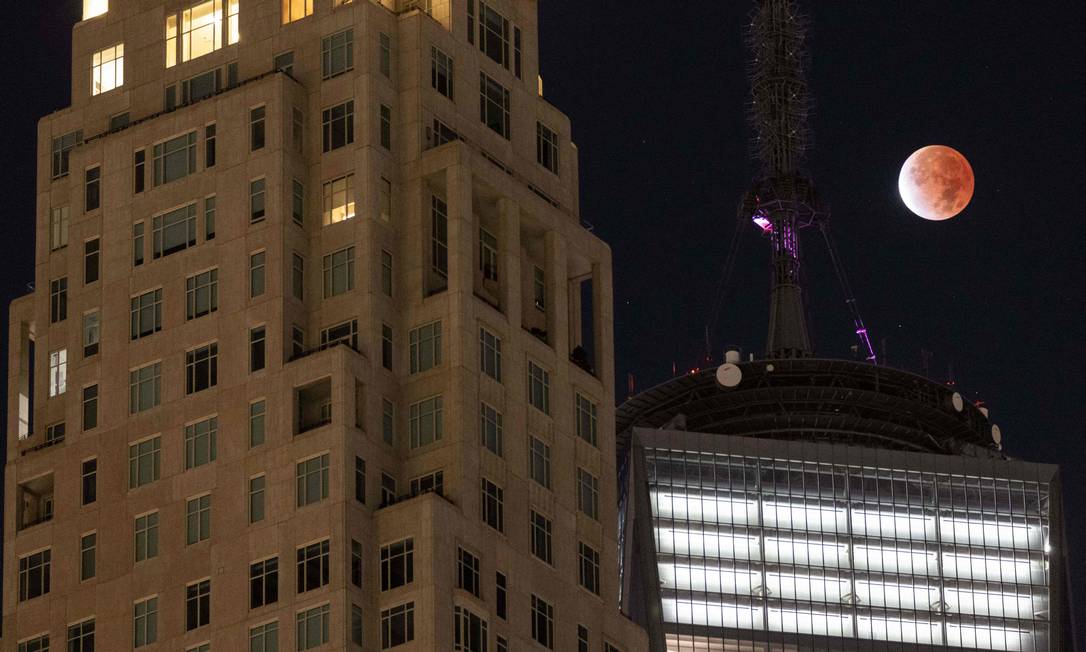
(497, 637, 508, 652)
(578, 625, 589, 652)
(133, 149, 147, 194)
(92, 42, 124, 95)
(381, 250, 393, 296)
(322, 29, 354, 78)
(292, 253, 305, 300)
(576, 393, 599, 446)
(320, 318, 358, 350)
(250, 622, 278, 652)
(292, 179, 305, 225)
(480, 402, 503, 456)
(50, 277, 67, 323)
(84, 238, 100, 283)
(579, 542, 601, 595)
(153, 132, 196, 186)
(250, 400, 266, 446)
(496, 572, 507, 619)
(82, 385, 99, 430)
(18, 549, 51, 601)
(514, 25, 522, 77)
(530, 510, 552, 564)
(380, 539, 413, 590)
(577, 468, 599, 520)
(134, 512, 159, 561)
(166, 0, 239, 67)
(250, 105, 266, 150)
(81, 458, 97, 504)
(531, 595, 554, 649)
(479, 72, 510, 139)
(431, 196, 449, 279)
(68, 620, 95, 652)
(129, 437, 161, 487)
(322, 174, 355, 224)
(133, 221, 145, 265)
(380, 104, 392, 149)
(50, 206, 69, 249)
(454, 606, 488, 652)
(351, 539, 363, 587)
(249, 475, 266, 523)
(250, 251, 266, 297)
(322, 100, 355, 152)
(49, 349, 67, 396)
(296, 604, 330, 650)
(85, 166, 101, 212)
(529, 437, 551, 488)
(186, 579, 211, 630)
(409, 395, 443, 448)
(381, 473, 397, 506)
(204, 124, 216, 167)
(46, 421, 65, 445)
(282, 0, 312, 24)
(323, 246, 355, 297)
(82, 311, 100, 357)
(186, 268, 218, 319)
(185, 343, 219, 394)
(380, 177, 392, 221)
(429, 117, 458, 148)
(528, 361, 550, 414)
(537, 122, 559, 174)
(457, 547, 481, 597)
(351, 604, 364, 646)
(52, 129, 82, 179)
(292, 326, 306, 356)
(409, 321, 442, 373)
(382, 399, 395, 445)
(382, 324, 394, 369)
(296, 453, 330, 507)
(355, 456, 366, 504)
(250, 326, 267, 372)
(186, 494, 211, 544)
(296, 539, 330, 593)
(130, 289, 162, 339)
(292, 107, 304, 151)
(479, 328, 503, 381)
(250, 178, 266, 222)
(250, 557, 278, 608)
(379, 32, 392, 77)
(133, 597, 158, 647)
(380, 603, 414, 648)
(477, 1, 510, 67)
(481, 478, 503, 532)
(431, 46, 453, 99)
(202, 195, 215, 240)
(152, 203, 197, 258)
(184, 416, 218, 469)
(275, 50, 294, 75)
(479, 228, 498, 281)
(410, 470, 443, 496)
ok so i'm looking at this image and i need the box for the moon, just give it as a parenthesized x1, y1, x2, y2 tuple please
(898, 145, 974, 221)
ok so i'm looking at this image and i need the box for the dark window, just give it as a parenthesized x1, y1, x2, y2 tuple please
(321, 29, 354, 79)
(204, 123, 216, 167)
(82, 385, 98, 431)
(355, 456, 366, 504)
(18, 549, 51, 601)
(152, 203, 197, 258)
(478, 1, 510, 68)
(380, 539, 413, 591)
(185, 269, 218, 319)
(250, 326, 266, 372)
(185, 579, 210, 630)
(351, 539, 363, 587)
(380, 104, 391, 149)
(579, 542, 601, 595)
(322, 100, 355, 152)
(85, 165, 101, 211)
(431, 46, 453, 99)
(578, 625, 589, 652)
(481, 478, 503, 532)
(84, 238, 100, 284)
(275, 51, 294, 76)
(379, 32, 391, 78)
(531, 595, 554, 649)
(380, 603, 414, 648)
(133, 222, 144, 266)
(250, 106, 266, 151)
(81, 458, 97, 505)
(185, 343, 218, 394)
(381, 473, 396, 507)
(110, 112, 130, 131)
(454, 606, 488, 652)
(49, 277, 67, 323)
(457, 547, 481, 597)
(134, 149, 146, 193)
(52, 130, 82, 179)
(153, 131, 197, 185)
(351, 604, 364, 646)
(292, 179, 305, 225)
(537, 122, 559, 174)
(530, 510, 553, 564)
(204, 195, 216, 239)
(250, 557, 279, 608)
(496, 572, 507, 619)
(296, 539, 330, 593)
(250, 178, 266, 222)
(479, 73, 510, 139)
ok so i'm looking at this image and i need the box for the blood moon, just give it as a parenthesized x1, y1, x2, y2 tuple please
(898, 145, 974, 221)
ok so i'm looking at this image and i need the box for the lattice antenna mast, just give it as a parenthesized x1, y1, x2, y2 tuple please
(741, 0, 818, 359)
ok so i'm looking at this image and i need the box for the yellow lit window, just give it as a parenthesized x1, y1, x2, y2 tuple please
(165, 0, 240, 69)
(323, 174, 355, 225)
(92, 43, 124, 96)
(83, 0, 108, 20)
(282, 0, 313, 24)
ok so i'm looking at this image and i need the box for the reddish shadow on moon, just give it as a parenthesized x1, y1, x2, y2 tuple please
(898, 145, 974, 221)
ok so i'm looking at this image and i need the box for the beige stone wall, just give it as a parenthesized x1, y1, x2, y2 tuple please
(4, 1, 646, 651)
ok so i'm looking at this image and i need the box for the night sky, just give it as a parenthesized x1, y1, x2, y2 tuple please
(0, 0, 1083, 646)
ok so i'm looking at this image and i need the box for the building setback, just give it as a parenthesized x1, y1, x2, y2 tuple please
(3, 1, 648, 651)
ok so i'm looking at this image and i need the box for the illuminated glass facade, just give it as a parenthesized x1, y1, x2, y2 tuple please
(624, 429, 1064, 652)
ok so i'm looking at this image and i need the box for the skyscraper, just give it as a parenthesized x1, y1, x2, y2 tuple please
(3, 1, 647, 651)
(616, 2, 1070, 651)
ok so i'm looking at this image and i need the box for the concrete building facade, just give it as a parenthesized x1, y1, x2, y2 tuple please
(3, 1, 648, 651)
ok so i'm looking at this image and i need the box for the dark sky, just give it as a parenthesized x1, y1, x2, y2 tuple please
(0, 0, 1082, 645)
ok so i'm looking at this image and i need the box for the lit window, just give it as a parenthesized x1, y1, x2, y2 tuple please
(50, 206, 69, 250)
(322, 174, 355, 224)
(49, 349, 67, 396)
(282, 0, 314, 24)
(83, 0, 108, 20)
(92, 43, 124, 96)
(166, 0, 240, 68)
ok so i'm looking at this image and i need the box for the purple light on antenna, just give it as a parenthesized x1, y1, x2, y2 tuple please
(753, 213, 773, 233)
